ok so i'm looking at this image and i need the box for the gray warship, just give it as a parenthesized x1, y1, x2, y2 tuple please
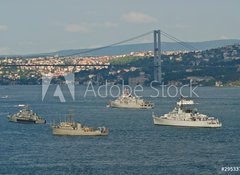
(52, 114, 109, 136)
(8, 106, 46, 124)
(107, 89, 154, 109)
(153, 98, 222, 128)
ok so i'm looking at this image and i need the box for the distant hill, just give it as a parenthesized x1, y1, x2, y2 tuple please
(1, 39, 239, 58)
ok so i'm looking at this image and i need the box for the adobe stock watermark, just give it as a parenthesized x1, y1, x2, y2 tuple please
(149, 81, 199, 98)
(42, 73, 199, 102)
(42, 74, 75, 102)
(83, 80, 199, 98)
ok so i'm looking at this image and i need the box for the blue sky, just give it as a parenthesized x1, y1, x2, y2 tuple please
(0, 0, 239, 55)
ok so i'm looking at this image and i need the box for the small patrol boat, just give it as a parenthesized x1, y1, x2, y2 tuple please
(8, 106, 46, 124)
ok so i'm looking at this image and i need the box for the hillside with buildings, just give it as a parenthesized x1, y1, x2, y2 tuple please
(0, 44, 240, 86)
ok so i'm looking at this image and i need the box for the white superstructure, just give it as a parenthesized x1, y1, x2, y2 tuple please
(177, 98, 194, 105)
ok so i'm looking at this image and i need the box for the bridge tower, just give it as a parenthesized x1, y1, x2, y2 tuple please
(153, 30, 162, 83)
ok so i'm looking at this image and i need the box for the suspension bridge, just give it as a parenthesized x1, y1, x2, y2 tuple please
(0, 30, 198, 83)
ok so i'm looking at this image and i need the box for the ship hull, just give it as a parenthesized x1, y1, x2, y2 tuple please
(8, 117, 46, 124)
(52, 127, 108, 136)
(153, 116, 222, 128)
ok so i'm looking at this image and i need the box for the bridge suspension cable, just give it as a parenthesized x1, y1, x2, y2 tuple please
(160, 30, 198, 51)
(63, 29, 197, 57)
(63, 31, 153, 57)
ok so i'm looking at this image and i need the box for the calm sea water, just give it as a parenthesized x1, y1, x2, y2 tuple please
(0, 85, 240, 175)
